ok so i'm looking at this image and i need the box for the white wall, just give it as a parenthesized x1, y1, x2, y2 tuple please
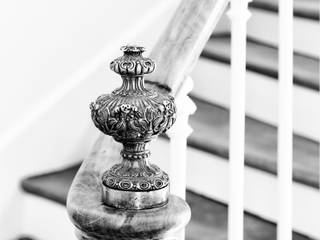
(0, 0, 180, 238)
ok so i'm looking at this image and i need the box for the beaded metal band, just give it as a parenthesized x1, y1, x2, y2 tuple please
(102, 164, 169, 191)
(121, 150, 151, 161)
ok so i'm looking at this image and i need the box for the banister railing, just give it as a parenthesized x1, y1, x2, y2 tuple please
(148, 0, 230, 96)
(67, 0, 297, 239)
(228, 1, 295, 239)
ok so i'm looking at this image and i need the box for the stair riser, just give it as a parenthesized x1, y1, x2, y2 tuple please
(151, 138, 320, 240)
(248, 9, 320, 58)
(191, 58, 320, 141)
(215, 9, 320, 58)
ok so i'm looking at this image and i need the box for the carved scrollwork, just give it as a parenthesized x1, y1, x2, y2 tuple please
(90, 93, 176, 142)
(110, 45, 155, 76)
(90, 45, 175, 205)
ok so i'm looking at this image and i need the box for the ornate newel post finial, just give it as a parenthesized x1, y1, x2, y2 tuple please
(90, 45, 176, 210)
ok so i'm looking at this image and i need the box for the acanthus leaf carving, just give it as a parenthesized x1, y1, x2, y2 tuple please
(90, 45, 176, 209)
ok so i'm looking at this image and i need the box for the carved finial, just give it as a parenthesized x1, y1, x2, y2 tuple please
(110, 45, 155, 76)
(90, 45, 176, 209)
(120, 45, 145, 53)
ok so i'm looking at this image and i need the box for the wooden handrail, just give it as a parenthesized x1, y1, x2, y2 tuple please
(67, 0, 229, 239)
(68, 135, 191, 239)
(149, 0, 229, 95)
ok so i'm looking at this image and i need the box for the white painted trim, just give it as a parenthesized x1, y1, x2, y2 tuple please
(191, 58, 320, 141)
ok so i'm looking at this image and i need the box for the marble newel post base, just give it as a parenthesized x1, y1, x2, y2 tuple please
(67, 136, 191, 240)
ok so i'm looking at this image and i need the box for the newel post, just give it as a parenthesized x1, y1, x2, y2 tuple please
(67, 46, 191, 240)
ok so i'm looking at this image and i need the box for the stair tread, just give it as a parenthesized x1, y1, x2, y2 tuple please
(21, 163, 80, 205)
(20, 165, 313, 239)
(250, 0, 319, 21)
(188, 96, 319, 188)
(201, 34, 319, 90)
(186, 191, 313, 240)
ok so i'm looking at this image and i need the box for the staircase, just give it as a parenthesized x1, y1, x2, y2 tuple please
(191, 1, 319, 181)
(5, 0, 320, 239)
(21, 162, 314, 240)
(189, 0, 319, 238)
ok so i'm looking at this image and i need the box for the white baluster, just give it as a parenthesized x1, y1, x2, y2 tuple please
(167, 76, 196, 240)
(278, 0, 293, 239)
(167, 76, 196, 200)
(227, 1, 251, 240)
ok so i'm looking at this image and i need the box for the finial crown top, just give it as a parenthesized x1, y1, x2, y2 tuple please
(120, 45, 145, 54)
(110, 45, 155, 76)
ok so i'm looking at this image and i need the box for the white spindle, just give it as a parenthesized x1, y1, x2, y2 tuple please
(227, 1, 250, 240)
(167, 76, 196, 200)
(277, 0, 293, 239)
(167, 77, 196, 240)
